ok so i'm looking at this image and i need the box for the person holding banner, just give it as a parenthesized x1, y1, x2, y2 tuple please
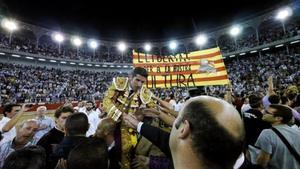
(102, 67, 157, 169)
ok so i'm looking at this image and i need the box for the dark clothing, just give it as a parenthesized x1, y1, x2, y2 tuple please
(140, 124, 173, 169)
(53, 136, 89, 159)
(243, 109, 271, 146)
(140, 123, 173, 166)
(149, 156, 173, 169)
(37, 127, 64, 169)
(113, 122, 123, 169)
(108, 146, 121, 169)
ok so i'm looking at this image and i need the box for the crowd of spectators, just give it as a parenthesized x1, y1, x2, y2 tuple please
(0, 47, 299, 105)
(0, 63, 127, 104)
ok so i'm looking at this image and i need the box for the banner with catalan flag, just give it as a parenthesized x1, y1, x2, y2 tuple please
(133, 47, 229, 88)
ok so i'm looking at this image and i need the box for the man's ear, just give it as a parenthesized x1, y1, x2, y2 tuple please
(275, 116, 283, 123)
(178, 120, 191, 139)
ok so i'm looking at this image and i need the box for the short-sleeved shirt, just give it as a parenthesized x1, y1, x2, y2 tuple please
(34, 116, 55, 141)
(0, 117, 16, 144)
(255, 125, 300, 169)
(82, 111, 100, 137)
(0, 138, 37, 168)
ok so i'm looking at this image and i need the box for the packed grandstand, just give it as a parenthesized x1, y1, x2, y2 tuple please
(0, 6, 299, 105)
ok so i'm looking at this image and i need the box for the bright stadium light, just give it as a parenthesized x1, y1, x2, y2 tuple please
(276, 7, 292, 21)
(53, 33, 64, 43)
(89, 40, 98, 49)
(195, 34, 207, 46)
(118, 42, 127, 52)
(229, 25, 242, 37)
(52, 32, 64, 54)
(1, 18, 18, 32)
(276, 7, 293, 35)
(144, 43, 152, 52)
(88, 40, 99, 59)
(169, 41, 177, 50)
(72, 37, 82, 47)
(230, 25, 242, 49)
(1, 18, 18, 44)
(72, 37, 82, 57)
(118, 42, 127, 61)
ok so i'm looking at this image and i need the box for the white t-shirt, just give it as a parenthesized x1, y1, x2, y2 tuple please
(174, 102, 184, 112)
(241, 104, 251, 117)
(169, 99, 176, 110)
(0, 117, 16, 145)
(83, 111, 100, 137)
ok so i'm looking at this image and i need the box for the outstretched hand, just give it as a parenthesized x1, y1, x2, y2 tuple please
(123, 113, 140, 130)
(142, 108, 160, 118)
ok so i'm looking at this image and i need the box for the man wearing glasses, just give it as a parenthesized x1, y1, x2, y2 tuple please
(255, 104, 300, 169)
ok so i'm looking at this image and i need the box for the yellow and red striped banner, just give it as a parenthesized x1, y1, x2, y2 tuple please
(133, 47, 229, 88)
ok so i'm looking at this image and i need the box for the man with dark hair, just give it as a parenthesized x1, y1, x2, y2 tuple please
(103, 67, 156, 169)
(243, 94, 270, 146)
(255, 104, 300, 169)
(37, 106, 74, 169)
(0, 104, 30, 143)
(268, 95, 280, 105)
(67, 138, 108, 169)
(83, 101, 100, 137)
(123, 96, 245, 169)
(3, 145, 46, 169)
(53, 113, 89, 159)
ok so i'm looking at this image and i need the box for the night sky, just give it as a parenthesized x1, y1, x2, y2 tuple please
(0, 0, 290, 41)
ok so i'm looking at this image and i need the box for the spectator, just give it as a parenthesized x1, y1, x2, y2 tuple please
(67, 138, 108, 169)
(0, 119, 39, 167)
(255, 104, 300, 169)
(34, 106, 55, 142)
(37, 106, 74, 169)
(3, 145, 46, 169)
(123, 96, 245, 169)
(0, 104, 22, 143)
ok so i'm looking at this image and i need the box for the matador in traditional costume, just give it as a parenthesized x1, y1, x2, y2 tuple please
(103, 67, 156, 169)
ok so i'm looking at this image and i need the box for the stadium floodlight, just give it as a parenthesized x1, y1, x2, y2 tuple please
(118, 42, 127, 61)
(144, 43, 152, 52)
(53, 33, 64, 43)
(72, 37, 82, 47)
(89, 40, 98, 49)
(169, 41, 177, 50)
(229, 25, 242, 37)
(276, 7, 292, 21)
(195, 34, 207, 46)
(72, 37, 82, 57)
(52, 32, 64, 54)
(118, 42, 127, 52)
(276, 7, 292, 35)
(88, 39, 99, 59)
(1, 18, 18, 44)
(1, 18, 18, 32)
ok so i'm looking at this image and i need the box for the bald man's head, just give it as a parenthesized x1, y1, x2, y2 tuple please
(170, 96, 245, 169)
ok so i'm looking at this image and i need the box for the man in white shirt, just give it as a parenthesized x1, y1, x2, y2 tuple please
(0, 104, 31, 144)
(168, 94, 176, 110)
(83, 101, 100, 137)
(34, 106, 55, 142)
(0, 119, 39, 167)
(74, 101, 86, 113)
